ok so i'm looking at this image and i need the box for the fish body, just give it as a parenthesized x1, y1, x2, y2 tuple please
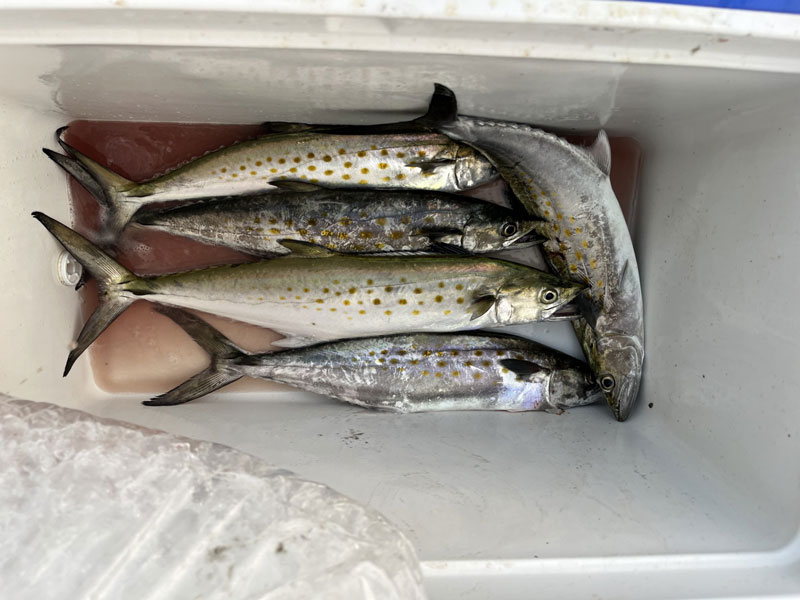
(147, 307, 604, 412)
(435, 88, 643, 421)
(33, 213, 585, 375)
(134, 185, 541, 256)
(43, 87, 496, 243)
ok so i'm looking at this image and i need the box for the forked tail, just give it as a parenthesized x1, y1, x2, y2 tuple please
(43, 127, 144, 244)
(144, 306, 250, 406)
(32, 212, 146, 376)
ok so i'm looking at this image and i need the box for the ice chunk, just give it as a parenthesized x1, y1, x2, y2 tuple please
(0, 396, 424, 599)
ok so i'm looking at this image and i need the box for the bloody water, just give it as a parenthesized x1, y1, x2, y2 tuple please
(62, 121, 641, 395)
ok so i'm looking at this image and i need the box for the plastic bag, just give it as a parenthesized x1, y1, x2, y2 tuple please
(0, 396, 425, 599)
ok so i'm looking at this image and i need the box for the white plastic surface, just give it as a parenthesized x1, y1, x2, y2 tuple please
(0, 3, 799, 599)
(0, 395, 424, 599)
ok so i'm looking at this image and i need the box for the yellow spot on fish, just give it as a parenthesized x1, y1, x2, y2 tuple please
(456, 297, 464, 304)
(343, 300, 350, 306)
(382, 176, 391, 182)
(339, 218, 352, 226)
(279, 296, 285, 300)
(412, 310, 420, 315)
(270, 228, 281, 234)
(342, 174, 351, 180)
(435, 372, 443, 378)
(221, 167, 227, 173)
(398, 299, 408, 305)
(474, 373, 482, 380)
(295, 296, 300, 300)
(321, 230, 333, 237)
(496, 350, 506, 356)
(544, 210, 550, 217)
(293, 157, 301, 163)
(434, 295, 443, 303)
(545, 200, 551, 207)
(361, 167, 369, 174)
(597, 280, 604, 287)
(475, 350, 483, 356)
(576, 251, 583, 260)
(421, 370, 430, 376)
(240, 165, 246, 171)
(582, 240, 589, 248)
(315, 298, 324, 304)
(278, 158, 286, 164)
(359, 179, 368, 185)
(413, 288, 423, 294)
(465, 361, 474, 367)
(396, 174, 406, 180)
(322, 287, 330, 293)
(390, 231, 403, 240)
(250, 171, 257, 175)
(255, 161, 262, 167)
(570, 264, 578, 272)
(308, 165, 316, 171)
(338, 148, 346, 155)
(266, 157, 272, 162)
(289, 167, 297, 173)
(590, 259, 597, 269)
(565, 229, 572, 237)
(444, 310, 451, 315)
(481, 360, 492, 367)
(569, 216, 575, 223)
(322, 155, 332, 162)
(377, 162, 389, 170)
(418, 150, 426, 157)
(384, 310, 392, 315)
(231, 173, 238, 178)
(344, 161, 353, 168)
(270, 168, 277, 173)
(298, 228, 308, 235)
(373, 298, 381, 305)
(359, 231, 373, 239)
(576, 227, 583, 234)
(384, 286, 393, 292)
(357, 151, 367, 157)
(451, 370, 459, 377)
(502, 368, 509, 374)
(324, 169, 334, 176)
(330, 308, 336, 312)
(359, 309, 366, 314)
(367, 279, 374, 285)
(375, 217, 387, 226)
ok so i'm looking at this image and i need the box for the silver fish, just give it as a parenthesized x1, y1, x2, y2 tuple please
(133, 181, 541, 256)
(43, 88, 496, 243)
(33, 212, 585, 377)
(146, 306, 603, 411)
(434, 85, 644, 421)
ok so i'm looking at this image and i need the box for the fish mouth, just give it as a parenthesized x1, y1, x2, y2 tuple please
(503, 229, 543, 249)
(544, 297, 584, 321)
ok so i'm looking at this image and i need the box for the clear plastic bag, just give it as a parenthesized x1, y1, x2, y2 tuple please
(0, 396, 425, 599)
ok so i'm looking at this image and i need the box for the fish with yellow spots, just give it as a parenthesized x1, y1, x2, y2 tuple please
(42, 87, 496, 244)
(434, 84, 644, 421)
(144, 306, 603, 411)
(34, 212, 585, 376)
(132, 181, 542, 256)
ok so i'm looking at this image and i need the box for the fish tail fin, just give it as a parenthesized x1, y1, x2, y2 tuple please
(44, 127, 142, 243)
(32, 212, 142, 375)
(144, 306, 248, 406)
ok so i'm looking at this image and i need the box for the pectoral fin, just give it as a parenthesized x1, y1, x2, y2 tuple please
(469, 295, 496, 321)
(269, 180, 325, 193)
(406, 159, 455, 173)
(277, 239, 336, 257)
(499, 359, 544, 378)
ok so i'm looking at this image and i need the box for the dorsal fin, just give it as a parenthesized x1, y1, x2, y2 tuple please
(278, 240, 336, 257)
(413, 83, 458, 128)
(589, 130, 611, 176)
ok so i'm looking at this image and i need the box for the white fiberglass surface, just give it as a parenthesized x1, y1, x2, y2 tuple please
(0, 43, 798, 577)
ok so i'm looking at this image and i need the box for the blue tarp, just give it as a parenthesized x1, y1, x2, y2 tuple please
(639, 0, 800, 13)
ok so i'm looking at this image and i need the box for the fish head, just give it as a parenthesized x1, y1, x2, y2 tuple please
(461, 217, 542, 253)
(581, 328, 644, 421)
(496, 271, 586, 322)
(454, 145, 497, 189)
(547, 364, 604, 410)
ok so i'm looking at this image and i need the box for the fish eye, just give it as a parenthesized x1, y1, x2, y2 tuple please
(599, 374, 616, 392)
(539, 288, 558, 303)
(500, 223, 518, 237)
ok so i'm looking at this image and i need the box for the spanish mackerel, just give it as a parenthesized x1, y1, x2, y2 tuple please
(433, 85, 644, 421)
(133, 182, 541, 256)
(33, 212, 585, 377)
(147, 306, 603, 412)
(43, 89, 496, 243)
